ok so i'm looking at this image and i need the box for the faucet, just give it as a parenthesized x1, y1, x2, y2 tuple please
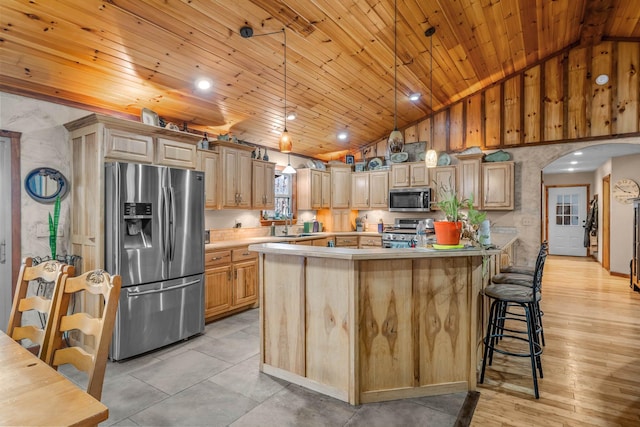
(282, 212, 292, 235)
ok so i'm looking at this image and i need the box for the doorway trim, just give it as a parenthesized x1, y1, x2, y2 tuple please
(0, 130, 21, 296)
(602, 175, 610, 271)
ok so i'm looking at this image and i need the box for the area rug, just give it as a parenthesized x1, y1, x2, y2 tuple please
(454, 391, 480, 427)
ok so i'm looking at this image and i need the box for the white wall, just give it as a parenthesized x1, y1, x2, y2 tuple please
(610, 154, 640, 274)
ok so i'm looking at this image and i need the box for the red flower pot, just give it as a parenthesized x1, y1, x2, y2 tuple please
(433, 221, 463, 245)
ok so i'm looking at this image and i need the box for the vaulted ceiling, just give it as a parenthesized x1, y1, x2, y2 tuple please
(1, 0, 639, 158)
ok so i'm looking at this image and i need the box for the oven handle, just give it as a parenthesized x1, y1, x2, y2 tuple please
(127, 279, 201, 297)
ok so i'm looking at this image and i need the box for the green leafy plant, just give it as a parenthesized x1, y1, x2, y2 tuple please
(49, 195, 60, 259)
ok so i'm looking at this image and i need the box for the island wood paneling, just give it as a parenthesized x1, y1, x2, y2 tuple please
(358, 259, 414, 392)
(262, 253, 306, 376)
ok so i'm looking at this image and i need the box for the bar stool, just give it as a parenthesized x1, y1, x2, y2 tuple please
(491, 241, 548, 346)
(479, 245, 547, 398)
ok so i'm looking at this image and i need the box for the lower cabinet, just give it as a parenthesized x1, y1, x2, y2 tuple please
(358, 235, 382, 248)
(204, 246, 258, 322)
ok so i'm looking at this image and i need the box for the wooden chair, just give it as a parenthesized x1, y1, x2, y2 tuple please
(44, 269, 121, 401)
(6, 257, 74, 360)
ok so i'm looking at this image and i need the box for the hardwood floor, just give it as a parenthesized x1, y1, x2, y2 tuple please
(472, 256, 640, 426)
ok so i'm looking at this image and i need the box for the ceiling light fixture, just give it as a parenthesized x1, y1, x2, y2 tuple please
(595, 74, 609, 85)
(286, 111, 297, 120)
(424, 26, 438, 168)
(279, 28, 292, 153)
(337, 131, 349, 141)
(409, 93, 421, 101)
(387, 0, 404, 154)
(282, 153, 296, 174)
(195, 78, 212, 91)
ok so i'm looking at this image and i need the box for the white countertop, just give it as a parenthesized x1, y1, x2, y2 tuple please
(205, 232, 381, 251)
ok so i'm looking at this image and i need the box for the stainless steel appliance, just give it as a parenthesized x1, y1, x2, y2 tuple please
(389, 187, 432, 212)
(105, 162, 205, 361)
(382, 218, 435, 248)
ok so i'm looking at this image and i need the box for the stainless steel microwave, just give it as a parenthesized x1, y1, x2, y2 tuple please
(388, 187, 431, 212)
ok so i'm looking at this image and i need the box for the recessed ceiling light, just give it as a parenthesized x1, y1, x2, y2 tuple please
(595, 74, 609, 85)
(195, 78, 212, 90)
(570, 160, 578, 165)
(409, 93, 421, 101)
(337, 131, 349, 141)
(573, 151, 583, 156)
(286, 112, 297, 120)
(568, 168, 575, 172)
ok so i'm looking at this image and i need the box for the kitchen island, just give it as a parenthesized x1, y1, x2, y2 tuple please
(249, 235, 515, 405)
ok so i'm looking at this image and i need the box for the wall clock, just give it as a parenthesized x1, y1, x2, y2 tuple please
(613, 178, 640, 204)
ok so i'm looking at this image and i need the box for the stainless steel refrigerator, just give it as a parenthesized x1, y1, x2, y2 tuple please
(105, 162, 205, 361)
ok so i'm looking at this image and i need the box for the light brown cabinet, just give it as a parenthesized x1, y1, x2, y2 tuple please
(329, 165, 352, 208)
(220, 146, 252, 209)
(390, 162, 429, 188)
(252, 160, 275, 210)
(351, 171, 389, 209)
(482, 162, 515, 209)
(199, 150, 219, 210)
(104, 128, 154, 163)
(297, 168, 330, 210)
(318, 209, 354, 232)
(335, 235, 358, 248)
(429, 166, 456, 207)
(155, 138, 197, 169)
(456, 153, 483, 208)
(204, 246, 258, 322)
(358, 235, 382, 248)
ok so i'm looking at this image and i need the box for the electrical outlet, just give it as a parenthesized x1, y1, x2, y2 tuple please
(521, 216, 534, 226)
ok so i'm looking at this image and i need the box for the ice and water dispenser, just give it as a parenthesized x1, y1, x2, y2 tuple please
(123, 202, 153, 248)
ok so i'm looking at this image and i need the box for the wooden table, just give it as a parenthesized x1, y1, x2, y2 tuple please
(0, 330, 108, 426)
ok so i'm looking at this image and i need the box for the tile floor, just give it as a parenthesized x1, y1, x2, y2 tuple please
(60, 309, 467, 426)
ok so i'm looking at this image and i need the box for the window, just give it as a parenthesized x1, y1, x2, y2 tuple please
(555, 194, 579, 226)
(261, 168, 296, 224)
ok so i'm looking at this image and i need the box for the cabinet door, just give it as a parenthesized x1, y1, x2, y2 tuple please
(156, 138, 197, 169)
(430, 166, 456, 206)
(321, 171, 331, 208)
(233, 260, 257, 307)
(390, 164, 410, 187)
(221, 148, 239, 208)
(236, 150, 252, 208)
(351, 173, 370, 208)
(200, 151, 219, 210)
(338, 210, 353, 232)
(311, 169, 323, 209)
(104, 128, 153, 163)
(331, 167, 351, 208)
(458, 155, 482, 207)
(204, 265, 232, 320)
(369, 171, 389, 208)
(252, 160, 275, 209)
(482, 162, 514, 209)
(410, 163, 429, 186)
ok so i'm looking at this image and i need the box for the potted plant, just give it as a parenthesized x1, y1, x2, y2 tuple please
(434, 186, 487, 246)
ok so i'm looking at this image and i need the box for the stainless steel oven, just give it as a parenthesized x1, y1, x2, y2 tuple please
(389, 187, 431, 212)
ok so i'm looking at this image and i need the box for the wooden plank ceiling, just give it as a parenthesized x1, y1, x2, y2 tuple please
(1, 0, 639, 159)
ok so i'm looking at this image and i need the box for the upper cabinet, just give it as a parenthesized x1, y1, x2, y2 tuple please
(351, 171, 389, 209)
(220, 146, 252, 209)
(199, 150, 219, 210)
(104, 128, 154, 163)
(456, 153, 483, 208)
(482, 162, 514, 210)
(252, 159, 275, 210)
(329, 165, 351, 208)
(390, 162, 429, 188)
(155, 138, 197, 169)
(297, 169, 330, 210)
(429, 166, 456, 207)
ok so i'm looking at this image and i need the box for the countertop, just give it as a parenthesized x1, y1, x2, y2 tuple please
(248, 232, 517, 261)
(205, 231, 381, 250)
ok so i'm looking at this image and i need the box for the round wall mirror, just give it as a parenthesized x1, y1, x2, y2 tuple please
(24, 167, 69, 203)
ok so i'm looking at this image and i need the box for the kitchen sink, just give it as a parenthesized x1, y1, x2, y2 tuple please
(281, 233, 315, 238)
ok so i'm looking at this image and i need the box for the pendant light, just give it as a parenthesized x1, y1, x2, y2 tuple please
(425, 26, 438, 168)
(282, 153, 296, 174)
(388, 0, 404, 154)
(279, 28, 293, 153)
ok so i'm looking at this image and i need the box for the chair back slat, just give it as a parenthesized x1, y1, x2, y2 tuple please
(7, 257, 74, 360)
(532, 241, 549, 293)
(45, 269, 121, 401)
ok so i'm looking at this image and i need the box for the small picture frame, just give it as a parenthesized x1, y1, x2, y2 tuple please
(141, 108, 159, 126)
(354, 162, 365, 172)
(345, 154, 355, 165)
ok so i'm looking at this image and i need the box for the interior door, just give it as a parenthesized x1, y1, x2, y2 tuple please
(547, 186, 588, 256)
(603, 175, 610, 270)
(0, 136, 12, 331)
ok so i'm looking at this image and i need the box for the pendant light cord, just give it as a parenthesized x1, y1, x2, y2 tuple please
(430, 29, 433, 149)
(393, 0, 398, 131)
(283, 28, 287, 132)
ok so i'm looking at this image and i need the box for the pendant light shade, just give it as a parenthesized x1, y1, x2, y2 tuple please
(279, 28, 293, 153)
(388, 0, 404, 154)
(282, 153, 296, 174)
(425, 26, 437, 168)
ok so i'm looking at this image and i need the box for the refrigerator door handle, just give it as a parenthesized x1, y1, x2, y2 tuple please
(126, 279, 200, 297)
(114, 162, 121, 275)
(161, 186, 170, 262)
(169, 186, 176, 262)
